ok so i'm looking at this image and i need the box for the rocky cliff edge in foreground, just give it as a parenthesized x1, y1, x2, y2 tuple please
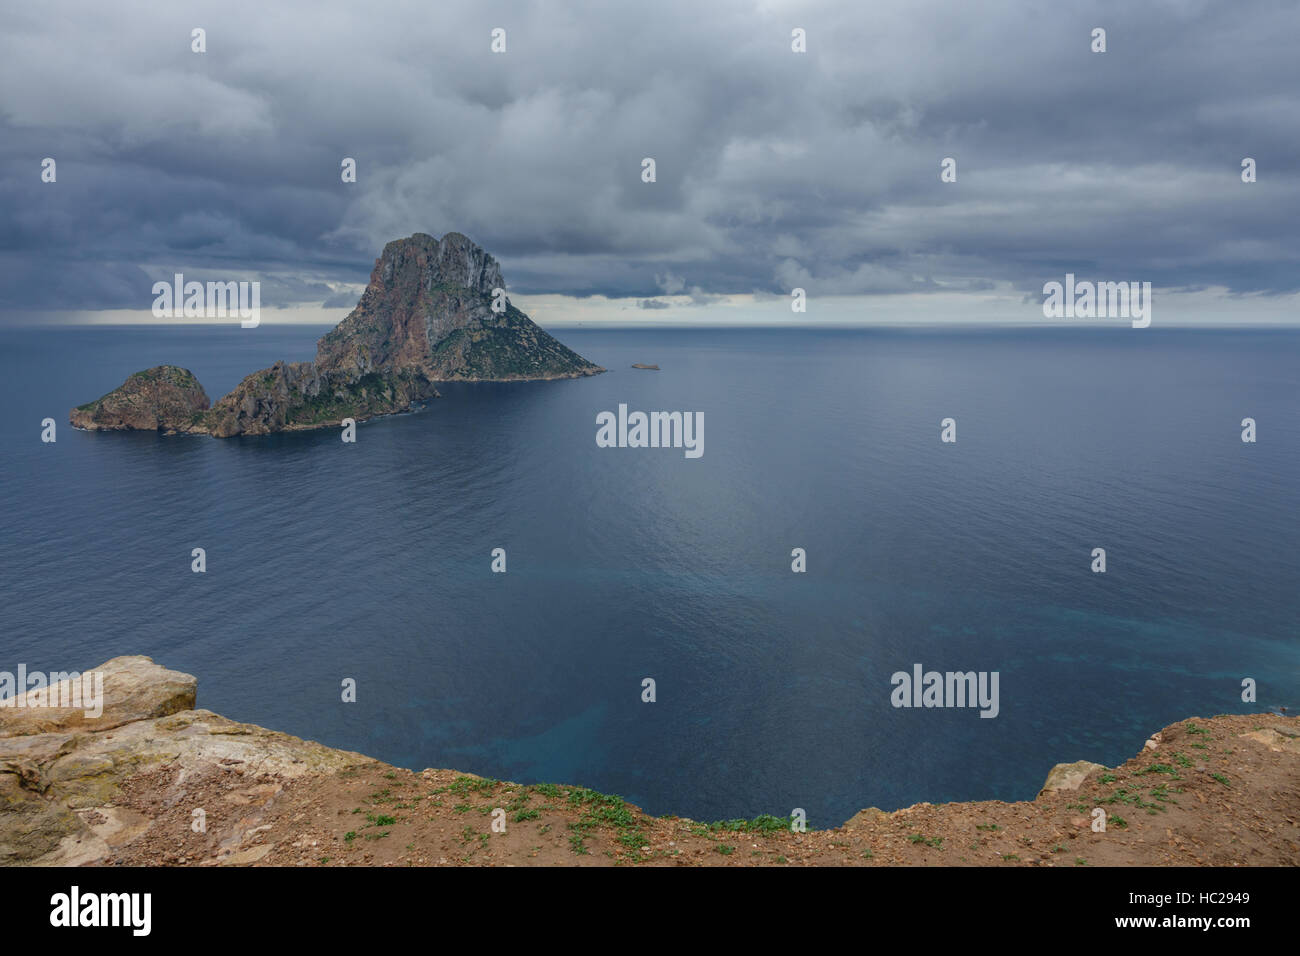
(3, 657, 1297, 867)
(70, 233, 604, 438)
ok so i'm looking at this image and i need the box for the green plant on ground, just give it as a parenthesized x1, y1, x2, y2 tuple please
(564, 787, 650, 861)
(703, 814, 795, 835)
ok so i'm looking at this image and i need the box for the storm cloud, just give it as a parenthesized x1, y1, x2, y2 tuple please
(1, 0, 1297, 316)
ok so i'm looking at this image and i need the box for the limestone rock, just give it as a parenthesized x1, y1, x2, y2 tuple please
(315, 231, 603, 384)
(69, 233, 603, 438)
(69, 366, 209, 433)
(1038, 760, 1107, 796)
(844, 807, 891, 828)
(203, 360, 436, 437)
(0, 655, 195, 738)
(1239, 726, 1300, 755)
(0, 658, 373, 865)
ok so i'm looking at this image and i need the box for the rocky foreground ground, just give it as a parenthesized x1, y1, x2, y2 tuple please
(2, 657, 1296, 866)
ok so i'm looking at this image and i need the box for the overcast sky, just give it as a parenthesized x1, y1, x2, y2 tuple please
(2, 0, 1298, 325)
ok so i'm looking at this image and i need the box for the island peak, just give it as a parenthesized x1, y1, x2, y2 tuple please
(70, 235, 603, 438)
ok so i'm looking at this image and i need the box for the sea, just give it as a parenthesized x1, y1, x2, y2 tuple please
(1, 323, 1297, 827)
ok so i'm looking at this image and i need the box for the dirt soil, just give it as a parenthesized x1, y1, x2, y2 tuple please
(89, 713, 1300, 867)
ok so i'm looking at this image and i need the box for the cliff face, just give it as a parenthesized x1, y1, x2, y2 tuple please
(69, 366, 210, 434)
(316, 233, 602, 384)
(0, 657, 370, 866)
(3, 657, 1296, 867)
(69, 233, 604, 438)
(201, 361, 438, 438)
(316, 232, 507, 377)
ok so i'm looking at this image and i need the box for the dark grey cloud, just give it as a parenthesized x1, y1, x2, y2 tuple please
(321, 288, 361, 309)
(1, 0, 1297, 314)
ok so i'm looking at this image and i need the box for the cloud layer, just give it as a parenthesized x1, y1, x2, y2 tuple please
(1, 0, 1297, 314)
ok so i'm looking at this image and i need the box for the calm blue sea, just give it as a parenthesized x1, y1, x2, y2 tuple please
(1, 323, 1297, 826)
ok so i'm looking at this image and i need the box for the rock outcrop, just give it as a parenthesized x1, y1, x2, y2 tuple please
(70, 233, 604, 438)
(69, 366, 210, 434)
(1037, 759, 1107, 796)
(201, 360, 438, 438)
(0, 656, 194, 738)
(2, 659, 1296, 866)
(0, 657, 373, 865)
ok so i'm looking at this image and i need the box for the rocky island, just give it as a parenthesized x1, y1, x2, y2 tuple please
(2, 657, 1296, 867)
(70, 233, 604, 437)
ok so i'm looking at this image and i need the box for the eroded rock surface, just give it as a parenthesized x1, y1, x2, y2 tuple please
(4, 663, 1294, 867)
(69, 366, 210, 434)
(0, 657, 373, 865)
(1038, 760, 1107, 796)
(69, 233, 604, 438)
